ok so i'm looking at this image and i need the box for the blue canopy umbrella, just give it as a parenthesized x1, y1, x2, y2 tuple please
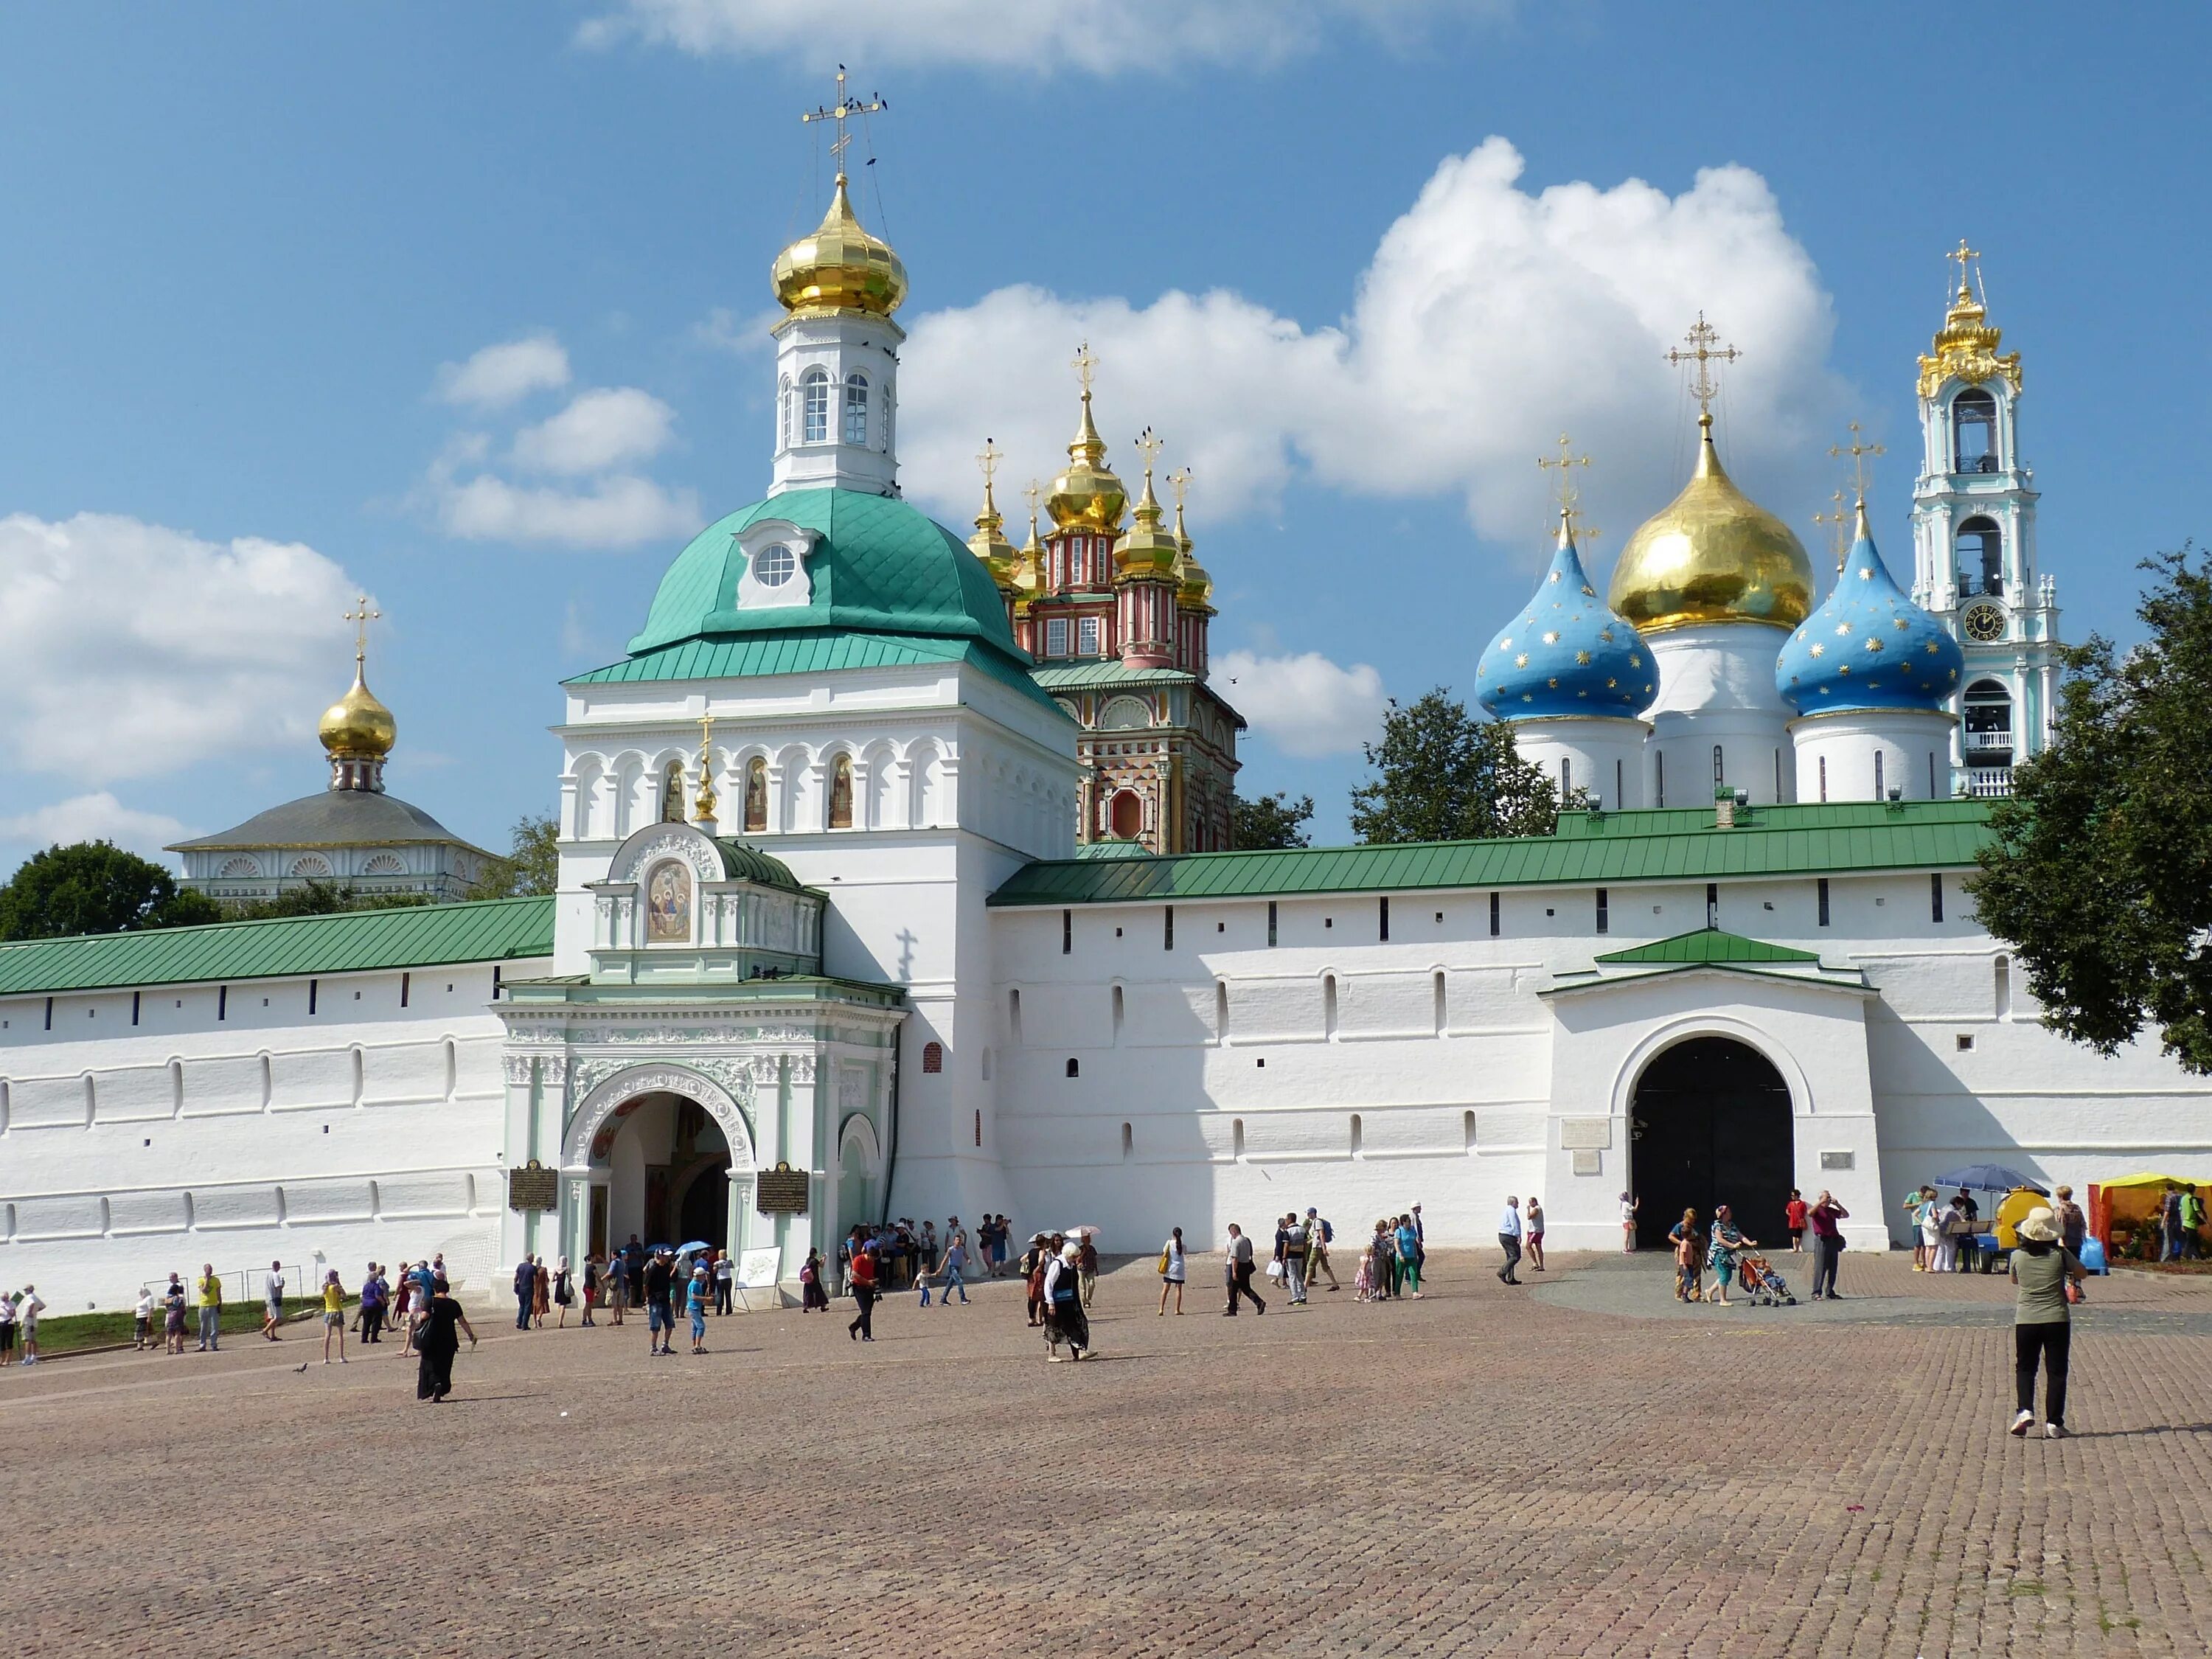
(1933, 1164, 2048, 1194)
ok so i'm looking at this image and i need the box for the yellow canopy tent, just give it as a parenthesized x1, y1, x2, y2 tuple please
(2090, 1175, 2211, 1260)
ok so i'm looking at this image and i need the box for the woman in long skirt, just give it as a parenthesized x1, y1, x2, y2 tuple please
(531, 1256, 551, 1329)
(415, 1287, 478, 1403)
(1042, 1242, 1092, 1362)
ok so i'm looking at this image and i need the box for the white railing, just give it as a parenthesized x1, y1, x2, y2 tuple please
(1962, 729, 2014, 754)
(1964, 767, 2014, 798)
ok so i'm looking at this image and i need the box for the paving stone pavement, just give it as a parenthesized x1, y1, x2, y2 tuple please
(4, 1250, 2209, 1658)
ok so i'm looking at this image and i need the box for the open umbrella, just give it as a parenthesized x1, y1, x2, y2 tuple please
(1062, 1225, 1104, 1240)
(677, 1241, 713, 1255)
(1933, 1164, 2048, 1194)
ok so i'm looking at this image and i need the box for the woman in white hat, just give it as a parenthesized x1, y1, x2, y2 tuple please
(2008, 1206, 2088, 1438)
(1040, 1241, 1093, 1362)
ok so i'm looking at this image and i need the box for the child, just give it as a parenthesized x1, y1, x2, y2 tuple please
(1669, 1210, 1704, 1303)
(916, 1259, 935, 1308)
(321, 1271, 348, 1364)
(1785, 1189, 1809, 1256)
(1353, 1248, 1374, 1302)
(686, 1266, 711, 1354)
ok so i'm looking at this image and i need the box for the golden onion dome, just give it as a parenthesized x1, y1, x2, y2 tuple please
(1113, 462, 1180, 580)
(1172, 496, 1213, 608)
(1012, 510, 1046, 616)
(1047, 392, 1126, 534)
(318, 664, 397, 759)
(771, 174, 908, 319)
(966, 475, 1020, 594)
(1608, 414, 1814, 633)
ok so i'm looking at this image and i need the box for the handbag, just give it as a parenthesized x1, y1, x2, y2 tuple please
(2064, 1279, 2084, 1304)
(1157, 1248, 1171, 1276)
(1264, 1259, 1284, 1281)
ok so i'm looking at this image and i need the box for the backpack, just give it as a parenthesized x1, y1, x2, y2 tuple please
(1318, 1217, 1333, 1244)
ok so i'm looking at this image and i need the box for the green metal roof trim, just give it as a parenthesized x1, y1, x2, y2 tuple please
(1595, 928, 1819, 965)
(623, 489, 1018, 656)
(0, 897, 556, 996)
(568, 629, 1057, 712)
(1074, 839, 1155, 860)
(988, 800, 1994, 908)
(1029, 659, 1199, 689)
(711, 838, 808, 893)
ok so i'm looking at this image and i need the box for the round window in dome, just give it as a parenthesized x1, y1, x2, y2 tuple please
(754, 545, 796, 588)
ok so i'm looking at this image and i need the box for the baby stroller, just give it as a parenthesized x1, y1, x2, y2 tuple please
(1734, 1253, 1796, 1307)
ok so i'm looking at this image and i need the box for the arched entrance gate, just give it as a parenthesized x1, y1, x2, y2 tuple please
(563, 1065, 759, 1262)
(1630, 1037, 1794, 1249)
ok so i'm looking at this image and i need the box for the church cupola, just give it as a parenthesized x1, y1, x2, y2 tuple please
(965, 439, 1020, 628)
(1029, 344, 1124, 661)
(319, 598, 397, 793)
(1169, 468, 1214, 677)
(1112, 430, 1181, 669)
(1782, 497, 1964, 803)
(768, 74, 903, 500)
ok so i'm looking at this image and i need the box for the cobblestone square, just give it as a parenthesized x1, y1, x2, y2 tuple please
(5, 1251, 2211, 1658)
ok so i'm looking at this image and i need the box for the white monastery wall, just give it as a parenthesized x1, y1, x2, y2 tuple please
(0, 959, 541, 1311)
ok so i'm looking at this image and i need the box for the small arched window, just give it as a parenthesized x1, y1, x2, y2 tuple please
(1956, 517, 2003, 597)
(778, 376, 792, 447)
(801, 368, 830, 443)
(843, 373, 869, 445)
(1952, 389, 1997, 472)
(828, 754, 855, 829)
(1712, 745, 1725, 785)
(743, 757, 768, 833)
(660, 759, 686, 823)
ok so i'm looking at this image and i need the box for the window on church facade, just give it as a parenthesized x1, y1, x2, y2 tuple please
(828, 754, 855, 829)
(1952, 389, 1997, 472)
(744, 758, 768, 832)
(1956, 518, 2003, 597)
(843, 373, 869, 445)
(1045, 616, 1069, 656)
(1818, 877, 1830, 928)
(1931, 873, 1945, 924)
(1712, 745, 1725, 785)
(1595, 888, 1608, 934)
(801, 369, 830, 442)
(778, 377, 791, 446)
(1875, 751, 1886, 799)
(1077, 615, 1102, 656)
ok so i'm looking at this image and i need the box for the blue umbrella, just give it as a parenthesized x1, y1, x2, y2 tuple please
(1933, 1164, 2048, 1194)
(677, 1240, 713, 1256)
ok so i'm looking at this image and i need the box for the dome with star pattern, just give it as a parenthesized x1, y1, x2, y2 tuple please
(1477, 513, 1658, 720)
(1776, 504, 1963, 715)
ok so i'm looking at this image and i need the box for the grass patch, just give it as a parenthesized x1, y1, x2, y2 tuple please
(18, 1298, 326, 1357)
(2008, 1582, 2046, 1597)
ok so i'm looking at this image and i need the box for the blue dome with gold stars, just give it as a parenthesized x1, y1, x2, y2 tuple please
(1777, 504, 1963, 715)
(1477, 513, 1657, 720)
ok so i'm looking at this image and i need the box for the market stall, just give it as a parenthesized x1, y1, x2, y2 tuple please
(2087, 1173, 2211, 1262)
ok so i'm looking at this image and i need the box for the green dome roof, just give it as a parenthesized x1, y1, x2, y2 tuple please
(712, 838, 807, 892)
(627, 488, 1019, 657)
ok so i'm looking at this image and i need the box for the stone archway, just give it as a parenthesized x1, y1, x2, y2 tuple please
(565, 1063, 758, 1176)
(1629, 1036, 1794, 1250)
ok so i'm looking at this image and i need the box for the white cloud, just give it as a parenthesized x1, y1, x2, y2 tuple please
(692, 306, 778, 358)
(435, 333, 572, 410)
(0, 793, 190, 863)
(1216, 650, 1388, 758)
(434, 471, 702, 550)
(580, 0, 1509, 74)
(900, 139, 1841, 548)
(0, 512, 359, 786)
(511, 388, 677, 475)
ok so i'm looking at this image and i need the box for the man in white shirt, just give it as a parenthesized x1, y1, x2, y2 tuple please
(1497, 1198, 1524, 1286)
(19, 1286, 46, 1365)
(262, 1261, 287, 1342)
(1222, 1224, 1265, 1316)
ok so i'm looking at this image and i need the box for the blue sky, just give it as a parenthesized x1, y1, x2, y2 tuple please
(0, 1, 2205, 862)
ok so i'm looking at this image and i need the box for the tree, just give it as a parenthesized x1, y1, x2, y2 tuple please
(471, 813, 561, 899)
(1969, 546, 2212, 1074)
(226, 881, 427, 920)
(1232, 790, 1315, 850)
(1348, 688, 1559, 845)
(0, 842, 223, 939)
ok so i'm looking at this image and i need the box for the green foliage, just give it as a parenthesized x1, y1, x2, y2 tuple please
(1969, 546, 2212, 1074)
(0, 842, 223, 940)
(225, 881, 428, 920)
(471, 813, 561, 899)
(1348, 688, 1559, 845)
(1232, 790, 1315, 850)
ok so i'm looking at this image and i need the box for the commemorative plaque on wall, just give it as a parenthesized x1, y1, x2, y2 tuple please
(507, 1158, 558, 1211)
(754, 1161, 810, 1215)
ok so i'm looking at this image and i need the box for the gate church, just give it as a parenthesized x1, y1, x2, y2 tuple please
(4, 132, 2210, 1311)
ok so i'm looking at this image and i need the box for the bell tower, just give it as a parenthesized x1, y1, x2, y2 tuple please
(1908, 243, 2062, 797)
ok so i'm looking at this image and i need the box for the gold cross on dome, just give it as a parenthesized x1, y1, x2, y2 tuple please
(1134, 427, 1164, 477)
(1167, 467, 1191, 512)
(1568, 509, 1600, 550)
(1812, 488, 1851, 567)
(1537, 433, 1590, 514)
(1947, 237, 1981, 298)
(1666, 312, 1740, 417)
(1071, 341, 1099, 398)
(800, 65, 888, 179)
(1830, 420, 1885, 505)
(343, 596, 380, 668)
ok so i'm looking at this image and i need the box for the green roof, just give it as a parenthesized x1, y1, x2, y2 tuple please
(0, 897, 555, 996)
(709, 839, 807, 893)
(1595, 928, 1819, 965)
(1075, 839, 1155, 860)
(623, 489, 1019, 656)
(568, 629, 1057, 710)
(989, 799, 1994, 907)
(1030, 659, 1199, 689)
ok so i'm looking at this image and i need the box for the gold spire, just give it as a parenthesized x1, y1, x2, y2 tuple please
(319, 596, 397, 762)
(1113, 428, 1179, 580)
(1166, 465, 1213, 609)
(1830, 420, 1885, 503)
(1812, 487, 1851, 569)
(1047, 341, 1126, 532)
(773, 75, 903, 319)
(1917, 240, 2020, 398)
(1012, 478, 1046, 616)
(692, 714, 719, 828)
(1609, 413, 1814, 633)
(966, 437, 1019, 593)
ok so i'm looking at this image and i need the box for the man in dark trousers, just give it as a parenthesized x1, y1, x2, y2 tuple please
(513, 1255, 537, 1329)
(1222, 1223, 1266, 1315)
(1497, 1197, 1524, 1285)
(642, 1248, 675, 1357)
(624, 1237, 647, 1310)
